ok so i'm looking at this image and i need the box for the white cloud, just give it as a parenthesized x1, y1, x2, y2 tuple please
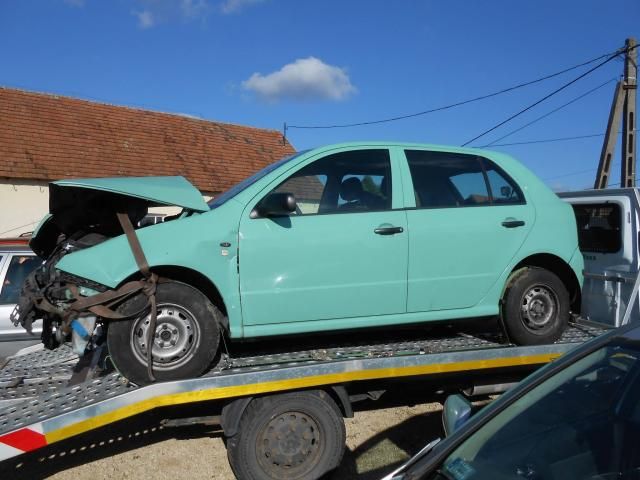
(242, 57, 357, 103)
(220, 0, 265, 14)
(132, 0, 211, 28)
(134, 9, 156, 28)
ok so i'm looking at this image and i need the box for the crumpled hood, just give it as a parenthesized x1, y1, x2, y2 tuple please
(51, 176, 209, 212)
(30, 176, 209, 258)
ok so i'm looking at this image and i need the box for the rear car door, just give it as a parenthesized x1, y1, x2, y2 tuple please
(402, 149, 535, 312)
(239, 148, 408, 329)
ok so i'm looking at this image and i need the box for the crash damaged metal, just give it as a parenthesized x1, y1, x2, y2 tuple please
(11, 176, 207, 381)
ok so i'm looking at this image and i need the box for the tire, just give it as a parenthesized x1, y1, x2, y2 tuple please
(107, 280, 221, 385)
(501, 267, 569, 345)
(227, 390, 346, 480)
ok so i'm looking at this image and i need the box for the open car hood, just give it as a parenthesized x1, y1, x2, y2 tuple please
(30, 176, 209, 258)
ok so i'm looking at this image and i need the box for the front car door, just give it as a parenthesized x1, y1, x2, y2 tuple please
(238, 147, 408, 335)
(402, 148, 535, 313)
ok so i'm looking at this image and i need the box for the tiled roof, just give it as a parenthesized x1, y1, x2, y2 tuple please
(0, 87, 296, 193)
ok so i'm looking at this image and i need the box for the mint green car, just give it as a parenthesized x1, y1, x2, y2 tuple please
(15, 143, 583, 384)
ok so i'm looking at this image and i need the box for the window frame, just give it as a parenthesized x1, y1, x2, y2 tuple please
(402, 149, 527, 211)
(250, 147, 398, 218)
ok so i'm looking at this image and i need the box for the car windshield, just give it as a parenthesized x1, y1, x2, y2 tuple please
(208, 151, 308, 209)
(432, 343, 640, 480)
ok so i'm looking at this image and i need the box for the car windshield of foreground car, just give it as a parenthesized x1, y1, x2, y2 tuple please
(432, 344, 640, 480)
(208, 151, 308, 209)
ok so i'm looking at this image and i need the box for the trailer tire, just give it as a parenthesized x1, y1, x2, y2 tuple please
(226, 390, 345, 480)
(502, 267, 569, 345)
(107, 281, 220, 385)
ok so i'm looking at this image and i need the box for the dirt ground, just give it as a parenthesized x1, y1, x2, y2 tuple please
(2, 400, 446, 480)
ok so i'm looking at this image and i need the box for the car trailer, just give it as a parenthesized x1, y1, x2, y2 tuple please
(0, 320, 608, 479)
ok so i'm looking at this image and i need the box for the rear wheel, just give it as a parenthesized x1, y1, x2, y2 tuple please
(501, 268, 569, 345)
(226, 390, 346, 480)
(107, 281, 221, 385)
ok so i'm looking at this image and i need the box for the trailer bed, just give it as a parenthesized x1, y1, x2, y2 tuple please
(0, 322, 606, 462)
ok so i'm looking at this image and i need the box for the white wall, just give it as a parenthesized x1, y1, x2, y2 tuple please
(0, 180, 50, 237)
(0, 179, 214, 238)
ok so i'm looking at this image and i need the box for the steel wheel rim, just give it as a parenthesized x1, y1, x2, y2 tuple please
(256, 410, 323, 477)
(130, 303, 201, 371)
(520, 284, 558, 333)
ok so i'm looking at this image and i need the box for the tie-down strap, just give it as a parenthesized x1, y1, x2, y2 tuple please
(63, 212, 159, 382)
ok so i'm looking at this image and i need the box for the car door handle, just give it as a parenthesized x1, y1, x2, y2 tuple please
(501, 219, 525, 228)
(374, 226, 404, 235)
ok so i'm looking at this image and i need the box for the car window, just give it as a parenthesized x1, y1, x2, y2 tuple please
(0, 254, 40, 304)
(571, 203, 621, 253)
(435, 344, 640, 480)
(405, 150, 490, 208)
(483, 160, 524, 205)
(269, 149, 392, 215)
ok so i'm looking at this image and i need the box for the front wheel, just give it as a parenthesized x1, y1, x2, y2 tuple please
(501, 268, 569, 345)
(226, 390, 346, 480)
(107, 281, 221, 385)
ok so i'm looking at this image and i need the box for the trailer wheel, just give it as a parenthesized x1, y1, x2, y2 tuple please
(502, 268, 569, 345)
(107, 281, 220, 385)
(226, 390, 345, 480)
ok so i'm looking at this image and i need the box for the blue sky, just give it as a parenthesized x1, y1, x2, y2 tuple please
(1, 0, 639, 190)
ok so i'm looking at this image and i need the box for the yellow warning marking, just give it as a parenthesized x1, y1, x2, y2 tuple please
(45, 353, 558, 444)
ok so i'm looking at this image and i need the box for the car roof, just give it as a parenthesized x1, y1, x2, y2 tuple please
(303, 141, 501, 158)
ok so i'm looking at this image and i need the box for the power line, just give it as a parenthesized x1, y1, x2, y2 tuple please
(485, 128, 639, 147)
(286, 48, 623, 130)
(461, 52, 623, 146)
(481, 78, 617, 148)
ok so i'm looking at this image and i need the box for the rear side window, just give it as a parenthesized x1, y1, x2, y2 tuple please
(0, 255, 40, 304)
(572, 203, 622, 253)
(405, 150, 523, 208)
(482, 160, 524, 204)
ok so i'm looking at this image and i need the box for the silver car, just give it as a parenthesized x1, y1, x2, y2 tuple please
(0, 239, 42, 341)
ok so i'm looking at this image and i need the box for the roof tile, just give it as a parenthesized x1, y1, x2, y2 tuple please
(0, 87, 296, 193)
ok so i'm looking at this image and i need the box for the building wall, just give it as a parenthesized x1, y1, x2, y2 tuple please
(0, 179, 215, 238)
(0, 180, 49, 237)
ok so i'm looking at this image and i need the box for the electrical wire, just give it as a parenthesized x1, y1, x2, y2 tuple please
(461, 52, 623, 146)
(286, 48, 623, 130)
(480, 78, 617, 148)
(485, 129, 639, 148)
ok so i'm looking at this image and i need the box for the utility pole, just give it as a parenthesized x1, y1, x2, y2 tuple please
(594, 38, 637, 189)
(621, 38, 637, 188)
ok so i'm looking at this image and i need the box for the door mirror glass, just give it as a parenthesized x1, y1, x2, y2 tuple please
(442, 394, 472, 437)
(253, 192, 297, 218)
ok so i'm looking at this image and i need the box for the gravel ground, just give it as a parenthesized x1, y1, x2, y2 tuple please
(3, 400, 447, 480)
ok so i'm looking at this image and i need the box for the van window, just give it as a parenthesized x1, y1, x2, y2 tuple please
(571, 203, 621, 253)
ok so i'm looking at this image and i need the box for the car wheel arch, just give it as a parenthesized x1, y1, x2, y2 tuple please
(118, 265, 229, 331)
(508, 253, 581, 314)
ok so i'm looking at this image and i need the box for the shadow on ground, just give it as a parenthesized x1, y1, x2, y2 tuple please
(333, 409, 443, 479)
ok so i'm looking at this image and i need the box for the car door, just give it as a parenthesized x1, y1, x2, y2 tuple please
(238, 148, 408, 329)
(402, 149, 535, 312)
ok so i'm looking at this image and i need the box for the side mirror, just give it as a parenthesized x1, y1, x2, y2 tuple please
(500, 185, 512, 198)
(442, 394, 472, 437)
(252, 192, 296, 218)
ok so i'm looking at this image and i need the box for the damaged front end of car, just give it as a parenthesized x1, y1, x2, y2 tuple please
(11, 176, 209, 365)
